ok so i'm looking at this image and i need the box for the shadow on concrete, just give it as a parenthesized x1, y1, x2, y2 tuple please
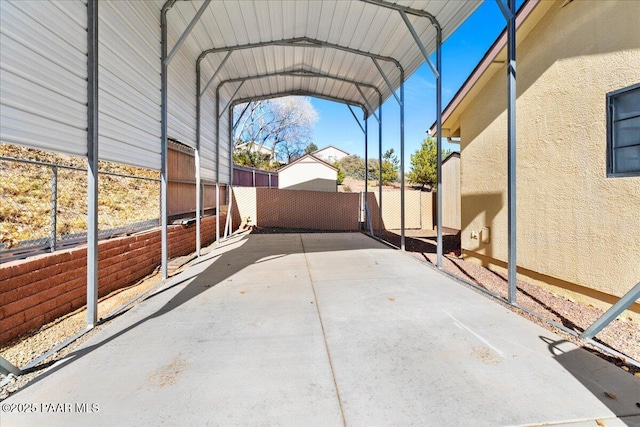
(381, 229, 461, 255)
(14, 231, 380, 394)
(541, 336, 640, 423)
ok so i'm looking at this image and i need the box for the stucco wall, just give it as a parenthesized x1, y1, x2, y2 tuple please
(459, 0, 640, 311)
(371, 190, 431, 230)
(278, 158, 337, 192)
(442, 154, 461, 230)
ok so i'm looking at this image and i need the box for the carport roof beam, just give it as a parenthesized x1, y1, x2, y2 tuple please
(496, 0, 515, 20)
(355, 84, 379, 122)
(347, 105, 366, 134)
(217, 68, 382, 118)
(219, 81, 245, 118)
(397, 10, 439, 79)
(372, 58, 401, 107)
(198, 36, 402, 70)
(231, 91, 367, 118)
(200, 51, 232, 98)
(233, 102, 252, 132)
(165, 0, 212, 65)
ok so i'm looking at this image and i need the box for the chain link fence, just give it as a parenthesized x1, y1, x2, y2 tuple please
(0, 145, 160, 263)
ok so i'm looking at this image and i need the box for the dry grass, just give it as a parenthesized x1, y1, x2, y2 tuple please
(0, 143, 160, 247)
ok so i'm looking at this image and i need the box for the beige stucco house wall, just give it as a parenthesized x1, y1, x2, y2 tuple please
(442, 152, 461, 230)
(438, 0, 640, 317)
(278, 154, 338, 192)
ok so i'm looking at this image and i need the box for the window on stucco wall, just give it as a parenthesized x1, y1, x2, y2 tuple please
(607, 83, 640, 177)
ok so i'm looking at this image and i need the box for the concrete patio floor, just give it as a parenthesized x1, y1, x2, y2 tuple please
(2, 232, 639, 426)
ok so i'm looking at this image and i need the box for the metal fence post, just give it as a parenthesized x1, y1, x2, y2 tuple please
(50, 165, 57, 252)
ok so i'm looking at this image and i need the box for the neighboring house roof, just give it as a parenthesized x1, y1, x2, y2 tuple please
(235, 141, 278, 155)
(277, 154, 339, 173)
(313, 145, 350, 156)
(428, 0, 552, 137)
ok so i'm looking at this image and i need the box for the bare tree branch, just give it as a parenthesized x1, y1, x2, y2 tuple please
(233, 96, 319, 163)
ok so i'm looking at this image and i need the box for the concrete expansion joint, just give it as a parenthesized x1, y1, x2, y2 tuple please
(299, 234, 348, 427)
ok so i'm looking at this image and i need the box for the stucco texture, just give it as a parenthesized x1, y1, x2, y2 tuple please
(459, 0, 640, 307)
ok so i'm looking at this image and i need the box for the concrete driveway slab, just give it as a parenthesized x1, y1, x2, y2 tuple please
(2, 233, 638, 427)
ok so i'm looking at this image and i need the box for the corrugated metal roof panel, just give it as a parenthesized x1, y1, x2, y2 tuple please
(1, 0, 481, 181)
(0, 0, 87, 156)
(188, 0, 481, 115)
(98, 0, 161, 168)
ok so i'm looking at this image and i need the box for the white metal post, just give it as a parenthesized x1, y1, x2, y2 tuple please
(195, 61, 202, 256)
(400, 75, 405, 251)
(378, 103, 383, 238)
(215, 89, 220, 243)
(506, 0, 517, 303)
(87, 0, 99, 326)
(436, 27, 443, 269)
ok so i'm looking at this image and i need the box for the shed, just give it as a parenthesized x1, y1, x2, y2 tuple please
(278, 154, 338, 192)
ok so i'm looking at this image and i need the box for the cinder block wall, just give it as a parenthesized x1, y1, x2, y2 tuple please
(0, 213, 225, 344)
(233, 188, 360, 231)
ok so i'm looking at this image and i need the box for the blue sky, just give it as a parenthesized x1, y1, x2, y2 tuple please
(309, 0, 518, 169)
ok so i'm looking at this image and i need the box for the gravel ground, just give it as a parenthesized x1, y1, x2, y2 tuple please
(2, 230, 639, 400)
(381, 229, 640, 376)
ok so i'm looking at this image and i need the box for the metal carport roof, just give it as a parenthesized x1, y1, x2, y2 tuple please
(0, 0, 484, 337)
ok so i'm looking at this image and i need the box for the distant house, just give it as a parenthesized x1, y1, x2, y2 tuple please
(430, 0, 640, 316)
(313, 145, 349, 164)
(278, 154, 338, 192)
(235, 141, 278, 162)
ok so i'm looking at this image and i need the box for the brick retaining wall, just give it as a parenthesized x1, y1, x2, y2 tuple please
(0, 213, 226, 344)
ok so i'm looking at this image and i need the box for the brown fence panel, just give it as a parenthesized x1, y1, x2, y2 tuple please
(254, 171, 271, 187)
(233, 166, 278, 188)
(233, 168, 253, 186)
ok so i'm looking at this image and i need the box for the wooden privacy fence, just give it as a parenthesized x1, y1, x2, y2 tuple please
(233, 165, 278, 188)
(168, 140, 226, 217)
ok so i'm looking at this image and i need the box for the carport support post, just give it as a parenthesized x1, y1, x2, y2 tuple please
(436, 26, 443, 269)
(580, 281, 640, 340)
(400, 75, 405, 251)
(86, 0, 99, 326)
(160, 1, 175, 280)
(195, 62, 202, 256)
(364, 115, 368, 230)
(227, 106, 234, 237)
(215, 90, 220, 243)
(506, 0, 517, 304)
(378, 104, 383, 238)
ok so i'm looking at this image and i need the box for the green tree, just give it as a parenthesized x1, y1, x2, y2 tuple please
(381, 148, 399, 185)
(304, 142, 318, 155)
(337, 155, 366, 180)
(407, 138, 450, 190)
(334, 162, 346, 185)
(233, 148, 274, 170)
